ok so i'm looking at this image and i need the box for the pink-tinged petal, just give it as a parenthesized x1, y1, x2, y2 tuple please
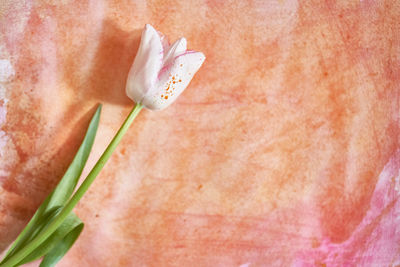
(163, 37, 187, 66)
(142, 51, 205, 110)
(156, 29, 170, 55)
(126, 24, 163, 103)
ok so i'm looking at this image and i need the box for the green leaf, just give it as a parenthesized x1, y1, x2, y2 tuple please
(17, 207, 63, 250)
(13, 207, 63, 265)
(39, 221, 83, 267)
(40, 104, 102, 214)
(17, 212, 83, 266)
(1, 105, 101, 264)
(18, 212, 83, 265)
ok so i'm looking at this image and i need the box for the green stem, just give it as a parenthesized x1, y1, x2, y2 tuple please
(1, 103, 143, 267)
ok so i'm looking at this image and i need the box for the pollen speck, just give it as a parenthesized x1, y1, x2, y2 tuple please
(164, 95, 168, 99)
(179, 79, 182, 82)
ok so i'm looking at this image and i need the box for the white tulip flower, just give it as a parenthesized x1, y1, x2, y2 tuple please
(126, 24, 205, 110)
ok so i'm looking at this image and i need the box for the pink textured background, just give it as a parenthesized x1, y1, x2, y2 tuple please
(0, 0, 399, 266)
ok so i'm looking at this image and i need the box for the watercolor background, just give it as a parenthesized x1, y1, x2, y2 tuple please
(0, 0, 399, 266)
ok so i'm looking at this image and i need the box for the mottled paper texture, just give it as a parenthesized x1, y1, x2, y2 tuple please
(0, 1, 399, 266)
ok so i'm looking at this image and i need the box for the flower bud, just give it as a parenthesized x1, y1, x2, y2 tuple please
(126, 24, 205, 110)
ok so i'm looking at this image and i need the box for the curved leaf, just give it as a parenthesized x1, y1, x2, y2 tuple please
(39, 222, 83, 267)
(1, 104, 101, 264)
(18, 212, 83, 266)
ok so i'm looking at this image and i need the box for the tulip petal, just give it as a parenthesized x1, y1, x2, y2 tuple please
(142, 51, 205, 110)
(156, 30, 170, 54)
(126, 24, 164, 103)
(163, 38, 187, 66)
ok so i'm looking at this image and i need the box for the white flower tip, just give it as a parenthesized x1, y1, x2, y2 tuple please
(187, 51, 206, 70)
(143, 24, 159, 40)
(198, 52, 206, 64)
(178, 37, 187, 51)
